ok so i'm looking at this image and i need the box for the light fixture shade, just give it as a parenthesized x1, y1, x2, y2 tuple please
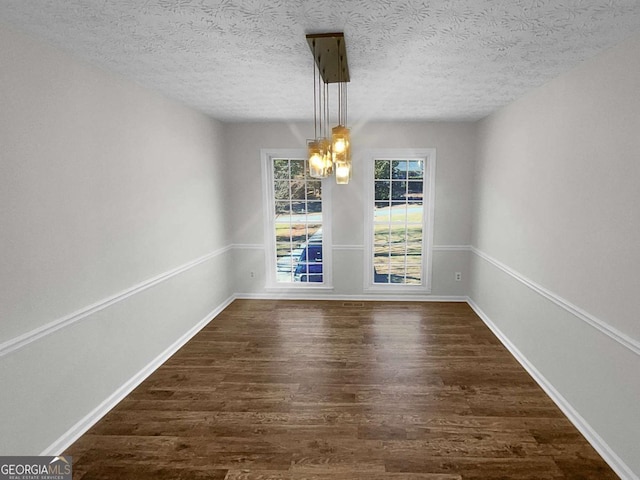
(307, 140, 324, 177)
(331, 125, 350, 163)
(335, 160, 351, 184)
(319, 138, 333, 175)
(308, 138, 333, 178)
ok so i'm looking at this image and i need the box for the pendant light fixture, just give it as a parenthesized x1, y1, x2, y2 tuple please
(306, 33, 351, 184)
(307, 42, 332, 179)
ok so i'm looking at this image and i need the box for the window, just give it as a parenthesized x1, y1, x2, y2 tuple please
(262, 149, 331, 288)
(365, 149, 435, 291)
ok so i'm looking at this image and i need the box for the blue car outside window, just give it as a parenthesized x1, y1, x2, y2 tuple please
(294, 244, 323, 282)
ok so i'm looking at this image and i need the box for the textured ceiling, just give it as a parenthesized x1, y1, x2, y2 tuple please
(1, 1, 640, 122)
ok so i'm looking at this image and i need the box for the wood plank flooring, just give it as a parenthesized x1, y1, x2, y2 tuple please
(66, 300, 618, 479)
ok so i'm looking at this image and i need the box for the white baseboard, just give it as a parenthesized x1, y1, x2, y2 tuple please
(235, 293, 468, 302)
(467, 297, 638, 480)
(40, 295, 235, 456)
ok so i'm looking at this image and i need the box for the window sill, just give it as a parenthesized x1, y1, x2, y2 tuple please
(364, 284, 432, 294)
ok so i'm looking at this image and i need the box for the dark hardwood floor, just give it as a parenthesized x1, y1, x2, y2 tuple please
(66, 300, 618, 479)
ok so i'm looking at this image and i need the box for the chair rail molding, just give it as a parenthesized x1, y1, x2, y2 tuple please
(470, 246, 640, 356)
(0, 245, 233, 358)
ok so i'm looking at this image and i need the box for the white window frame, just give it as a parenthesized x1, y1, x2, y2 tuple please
(261, 149, 333, 290)
(363, 148, 436, 293)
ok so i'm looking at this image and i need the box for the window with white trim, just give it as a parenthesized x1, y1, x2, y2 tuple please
(365, 149, 435, 291)
(262, 149, 332, 288)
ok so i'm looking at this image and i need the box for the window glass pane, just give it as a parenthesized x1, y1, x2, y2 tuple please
(274, 201, 290, 216)
(374, 254, 390, 264)
(374, 249, 390, 263)
(389, 244, 407, 262)
(273, 180, 290, 201)
(275, 224, 292, 244)
(288, 223, 307, 246)
(276, 243, 298, 279)
(374, 259, 391, 284)
(407, 181, 423, 203)
(407, 224, 422, 241)
(389, 263, 407, 283)
(306, 224, 323, 243)
(374, 180, 390, 201)
(374, 160, 391, 180)
(392, 160, 407, 179)
(407, 205, 423, 226)
(390, 202, 407, 222)
(374, 204, 391, 222)
(295, 242, 323, 283)
(306, 201, 322, 215)
(408, 160, 424, 180)
(275, 242, 293, 260)
(374, 273, 390, 283)
(374, 227, 390, 246)
(290, 159, 306, 178)
(291, 200, 309, 213)
(273, 159, 289, 179)
(307, 181, 321, 200)
(290, 180, 307, 200)
(392, 181, 407, 200)
(406, 241, 422, 259)
(405, 264, 422, 285)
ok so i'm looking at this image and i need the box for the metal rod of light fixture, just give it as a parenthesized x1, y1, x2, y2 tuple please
(312, 40, 317, 140)
(325, 79, 329, 140)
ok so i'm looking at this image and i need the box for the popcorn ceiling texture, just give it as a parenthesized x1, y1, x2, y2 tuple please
(1, 0, 639, 121)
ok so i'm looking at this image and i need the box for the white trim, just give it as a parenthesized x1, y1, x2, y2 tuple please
(333, 244, 364, 250)
(433, 244, 472, 252)
(471, 246, 640, 357)
(362, 148, 437, 292)
(0, 246, 232, 358)
(236, 293, 467, 302)
(40, 295, 236, 456)
(264, 286, 335, 293)
(261, 149, 278, 286)
(365, 284, 432, 294)
(231, 243, 265, 250)
(467, 298, 639, 480)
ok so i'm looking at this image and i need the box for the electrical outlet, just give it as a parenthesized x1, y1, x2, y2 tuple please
(250, 271, 255, 278)
(455, 272, 462, 282)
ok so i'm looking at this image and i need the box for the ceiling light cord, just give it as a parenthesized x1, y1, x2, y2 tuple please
(312, 40, 317, 140)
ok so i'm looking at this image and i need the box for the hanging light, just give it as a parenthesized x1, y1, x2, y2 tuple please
(307, 38, 332, 179)
(306, 33, 351, 184)
(332, 37, 351, 184)
(307, 139, 324, 177)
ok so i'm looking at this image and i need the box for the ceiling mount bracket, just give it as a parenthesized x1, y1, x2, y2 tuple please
(306, 32, 350, 84)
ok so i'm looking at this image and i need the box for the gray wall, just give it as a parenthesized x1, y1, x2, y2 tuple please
(0, 24, 234, 454)
(225, 121, 476, 298)
(470, 32, 640, 477)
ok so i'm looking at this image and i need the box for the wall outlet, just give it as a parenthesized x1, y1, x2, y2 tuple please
(455, 272, 462, 281)
(250, 271, 255, 278)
